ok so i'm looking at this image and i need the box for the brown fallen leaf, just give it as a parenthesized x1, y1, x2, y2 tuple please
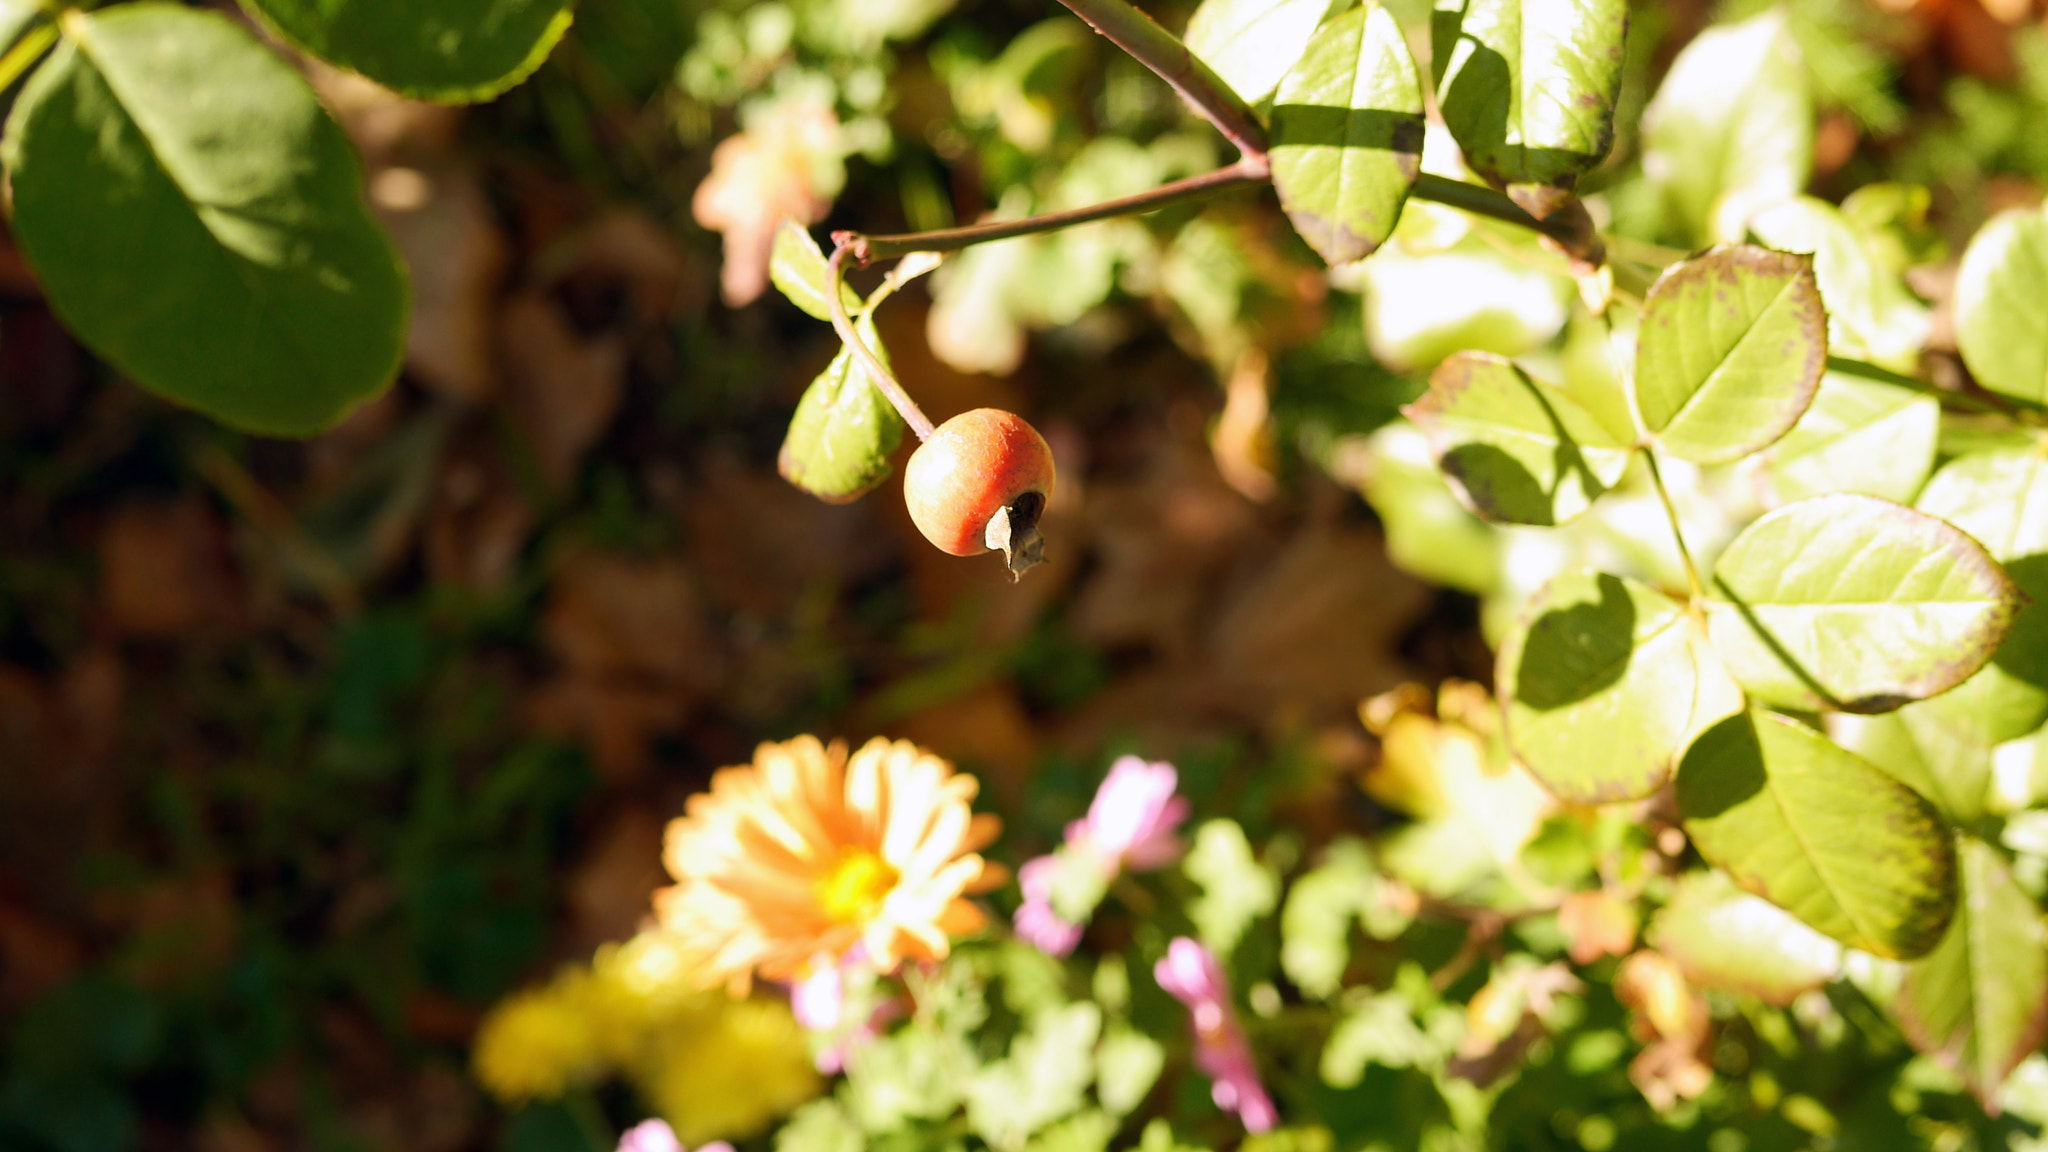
(500, 291, 629, 487)
(375, 162, 510, 404)
(425, 428, 535, 593)
(565, 805, 668, 947)
(1205, 521, 1430, 718)
(99, 496, 244, 639)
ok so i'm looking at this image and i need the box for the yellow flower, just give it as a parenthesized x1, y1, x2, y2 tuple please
(472, 974, 606, 1103)
(642, 994, 822, 1144)
(654, 735, 1004, 991)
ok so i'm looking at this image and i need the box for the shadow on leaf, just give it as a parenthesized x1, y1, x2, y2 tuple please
(1513, 572, 1635, 710)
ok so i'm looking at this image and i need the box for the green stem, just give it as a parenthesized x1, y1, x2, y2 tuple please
(1410, 174, 1602, 263)
(1051, 0, 1269, 159)
(826, 242, 936, 442)
(1826, 355, 2045, 425)
(837, 157, 1267, 263)
(0, 20, 56, 93)
(1643, 450, 1705, 602)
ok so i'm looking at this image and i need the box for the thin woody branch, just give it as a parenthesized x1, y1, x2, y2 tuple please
(1051, 0, 1269, 159)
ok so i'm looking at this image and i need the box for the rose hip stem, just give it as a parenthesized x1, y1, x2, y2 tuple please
(825, 240, 935, 443)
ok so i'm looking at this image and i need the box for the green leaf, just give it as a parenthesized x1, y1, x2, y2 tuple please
(1747, 196, 1932, 373)
(771, 220, 862, 322)
(1832, 706, 1994, 825)
(1269, 1, 1425, 265)
(1675, 708, 1957, 959)
(1647, 870, 1843, 1005)
(1184, 0, 1330, 105)
(3, 4, 407, 437)
(1320, 991, 1445, 1087)
(239, 0, 573, 103)
(1632, 244, 1826, 465)
(1913, 446, 2048, 744)
(1895, 839, 2048, 1109)
(1024, 1111, 1119, 1152)
(1359, 424, 1502, 596)
(844, 1027, 973, 1132)
(1185, 820, 1280, 956)
(1402, 352, 1631, 526)
(1763, 371, 1939, 506)
(777, 1100, 865, 1152)
(777, 315, 907, 502)
(1432, 0, 1628, 205)
(968, 1004, 1101, 1150)
(1280, 839, 1397, 999)
(1500, 571, 1742, 804)
(1094, 1026, 1164, 1117)
(0, 1, 39, 56)
(1954, 207, 2048, 407)
(1639, 8, 1811, 244)
(1705, 494, 2021, 713)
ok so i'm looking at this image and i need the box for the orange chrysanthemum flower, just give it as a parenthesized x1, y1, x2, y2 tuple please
(655, 736, 1005, 992)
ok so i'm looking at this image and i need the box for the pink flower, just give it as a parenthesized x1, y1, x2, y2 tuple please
(789, 946, 897, 1074)
(1013, 756, 1188, 956)
(1013, 856, 1084, 957)
(616, 1119, 731, 1152)
(1069, 756, 1189, 869)
(1154, 937, 1277, 1133)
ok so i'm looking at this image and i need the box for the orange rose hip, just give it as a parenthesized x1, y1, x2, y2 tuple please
(903, 408, 1056, 580)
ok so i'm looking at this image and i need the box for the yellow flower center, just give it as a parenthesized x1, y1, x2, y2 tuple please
(817, 850, 898, 924)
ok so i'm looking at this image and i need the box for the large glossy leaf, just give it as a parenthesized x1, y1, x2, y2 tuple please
(1748, 197, 1932, 373)
(1833, 706, 1993, 826)
(1269, 2, 1425, 265)
(1633, 246, 1826, 465)
(3, 4, 407, 437)
(1895, 839, 2048, 1109)
(1403, 352, 1631, 526)
(1954, 208, 2048, 408)
(240, 0, 573, 103)
(1498, 571, 1741, 803)
(1676, 709, 1957, 959)
(1647, 870, 1843, 1005)
(777, 315, 905, 502)
(1763, 371, 1939, 507)
(1639, 8, 1810, 244)
(1914, 447, 2048, 744)
(1432, 0, 1628, 207)
(1705, 494, 2021, 713)
(1184, 0, 1329, 105)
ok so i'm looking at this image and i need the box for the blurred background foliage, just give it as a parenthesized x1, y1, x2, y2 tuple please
(4, 0, 2048, 1148)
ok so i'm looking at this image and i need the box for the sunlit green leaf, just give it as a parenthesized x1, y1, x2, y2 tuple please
(1895, 839, 2048, 1108)
(1954, 207, 2048, 408)
(844, 1027, 973, 1132)
(1280, 839, 1398, 999)
(771, 219, 861, 322)
(1676, 708, 1957, 959)
(1763, 371, 1939, 506)
(1705, 494, 2021, 713)
(1832, 706, 1994, 825)
(1094, 1026, 1164, 1117)
(1023, 1110, 1119, 1152)
(1403, 352, 1632, 526)
(239, 0, 573, 102)
(1185, 820, 1280, 956)
(1639, 8, 1810, 244)
(1184, 0, 1329, 105)
(1748, 196, 1932, 373)
(1647, 870, 1842, 1005)
(777, 315, 906, 502)
(1269, 2, 1425, 265)
(1633, 245, 1826, 465)
(968, 1004, 1101, 1149)
(1500, 571, 1741, 804)
(777, 1100, 864, 1152)
(1433, 0, 1628, 206)
(1321, 989, 1446, 1087)
(1913, 446, 2048, 744)
(3, 4, 407, 436)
